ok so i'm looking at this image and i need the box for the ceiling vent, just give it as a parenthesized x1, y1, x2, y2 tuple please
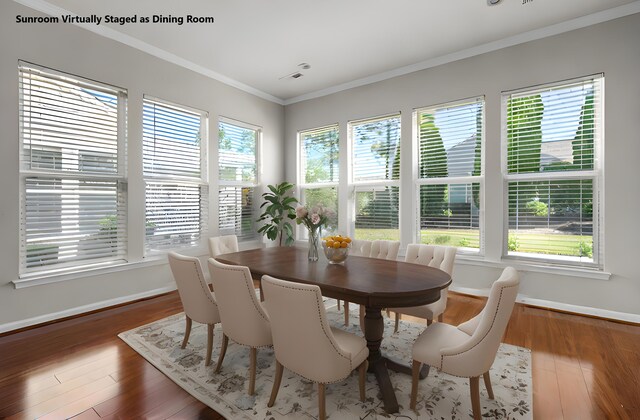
(279, 63, 311, 80)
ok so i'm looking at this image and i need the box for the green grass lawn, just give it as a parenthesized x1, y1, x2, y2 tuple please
(355, 228, 593, 258)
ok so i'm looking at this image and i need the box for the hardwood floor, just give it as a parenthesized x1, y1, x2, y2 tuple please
(0, 291, 638, 419)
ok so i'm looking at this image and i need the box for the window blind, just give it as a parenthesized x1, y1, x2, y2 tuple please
(301, 126, 339, 184)
(354, 187, 400, 241)
(19, 63, 127, 275)
(218, 119, 259, 241)
(352, 116, 401, 182)
(504, 76, 602, 265)
(143, 97, 207, 250)
(417, 98, 483, 251)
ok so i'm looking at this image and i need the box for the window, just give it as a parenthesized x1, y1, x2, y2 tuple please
(416, 97, 484, 252)
(502, 75, 603, 267)
(218, 119, 260, 241)
(19, 62, 127, 275)
(350, 115, 401, 241)
(143, 97, 208, 251)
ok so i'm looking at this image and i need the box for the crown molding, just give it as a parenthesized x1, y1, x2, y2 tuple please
(283, 1, 640, 105)
(12, 0, 285, 105)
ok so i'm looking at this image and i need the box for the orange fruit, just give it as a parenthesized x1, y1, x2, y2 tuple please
(344, 237, 352, 243)
(326, 240, 334, 248)
(332, 241, 341, 249)
(340, 242, 348, 248)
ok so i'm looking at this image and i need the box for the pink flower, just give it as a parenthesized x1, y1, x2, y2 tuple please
(295, 206, 308, 218)
(311, 213, 320, 225)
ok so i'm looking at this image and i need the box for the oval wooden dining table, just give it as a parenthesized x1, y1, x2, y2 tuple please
(215, 247, 451, 414)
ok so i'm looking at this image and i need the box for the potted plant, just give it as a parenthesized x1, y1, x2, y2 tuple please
(257, 182, 298, 246)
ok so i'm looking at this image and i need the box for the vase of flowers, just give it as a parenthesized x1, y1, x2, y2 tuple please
(295, 204, 333, 261)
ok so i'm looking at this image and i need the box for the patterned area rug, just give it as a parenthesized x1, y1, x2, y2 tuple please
(119, 303, 532, 419)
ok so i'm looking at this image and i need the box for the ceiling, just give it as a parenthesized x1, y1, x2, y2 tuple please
(22, 0, 640, 104)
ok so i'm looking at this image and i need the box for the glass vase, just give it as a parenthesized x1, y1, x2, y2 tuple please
(308, 229, 320, 262)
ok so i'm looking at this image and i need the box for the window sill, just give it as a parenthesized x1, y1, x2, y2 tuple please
(13, 246, 210, 290)
(456, 255, 611, 281)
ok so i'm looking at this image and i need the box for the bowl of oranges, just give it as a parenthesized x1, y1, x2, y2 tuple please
(322, 235, 352, 264)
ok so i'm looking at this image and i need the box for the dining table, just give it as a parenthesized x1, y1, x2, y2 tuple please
(215, 246, 451, 414)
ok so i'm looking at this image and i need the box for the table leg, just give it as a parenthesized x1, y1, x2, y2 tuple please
(364, 307, 399, 413)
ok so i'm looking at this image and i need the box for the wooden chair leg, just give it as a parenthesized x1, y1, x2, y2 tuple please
(385, 309, 391, 317)
(438, 313, 444, 322)
(394, 312, 400, 333)
(181, 316, 192, 349)
(410, 360, 421, 409)
(470, 376, 481, 420)
(359, 305, 365, 333)
(358, 360, 368, 402)
(214, 334, 228, 373)
(248, 348, 257, 395)
(318, 383, 326, 420)
(337, 299, 341, 311)
(268, 360, 284, 407)
(483, 371, 494, 400)
(344, 301, 350, 326)
(427, 318, 433, 327)
(205, 324, 214, 366)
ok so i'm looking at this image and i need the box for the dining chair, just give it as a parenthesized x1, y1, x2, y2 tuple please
(370, 239, 400, 260)
(167, 252, 221, 366)
(338, 239, 372, 326)
(207, 258, 272, 395)
(388, 244, 457, 332)
(409, 267, 520, 419)
(208, 234, 239, 257)
(262, 275, 368, 420)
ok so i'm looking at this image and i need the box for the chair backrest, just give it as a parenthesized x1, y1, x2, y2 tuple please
(404, 244, 457, 275)
(262, 275, 353, 383)
(440, 267, 520, 377)
(168, 252, 219, 325)
(370, 240, 400, 260)
(208, 235, 239, 257)
(208, 258, 271, 347)
(350, 239, 372, 257)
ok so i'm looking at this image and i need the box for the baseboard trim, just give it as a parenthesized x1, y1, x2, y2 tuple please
(450, 285, 640, 325)
(0, 285, 177, 335)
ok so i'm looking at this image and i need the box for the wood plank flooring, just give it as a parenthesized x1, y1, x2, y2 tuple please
(0, 291, 638, 419)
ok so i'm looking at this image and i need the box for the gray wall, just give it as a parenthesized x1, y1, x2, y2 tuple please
(284, 13, 640, 316)
(0, 1, 284, 327)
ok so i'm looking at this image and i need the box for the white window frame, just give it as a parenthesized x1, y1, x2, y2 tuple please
(500, 74, 604, 269)
(18, 62, 128, 278)
(217, 116, 261, 242)
(414, 96, 485, 255)
(143, 95, 209, 254)
(348, 113, 402, 240)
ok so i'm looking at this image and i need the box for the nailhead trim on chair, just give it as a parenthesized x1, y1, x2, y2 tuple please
(189, 260, 218, 308)
(439, 283, 519, 371)
(267, 281, 361, 384)
(213, 263, 269, 323)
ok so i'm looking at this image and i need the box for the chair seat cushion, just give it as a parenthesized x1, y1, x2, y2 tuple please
(412, 322, 471, 368)
(331, 327, 369, 368)
(390, 296, 446, 320)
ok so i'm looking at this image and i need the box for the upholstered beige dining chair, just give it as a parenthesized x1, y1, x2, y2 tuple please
(410, 267, 520, 420)
(207, 258, 272, 395)
(370, 239, 400, 260)
(339, 239, 372, 326)
(262, 275, 369, 420)
(208, 234, 239, 257)
(168, 252, 221, 366)
(389, 244, 457, 332)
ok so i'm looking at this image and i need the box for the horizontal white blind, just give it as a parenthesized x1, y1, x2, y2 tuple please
(143, 97, 207, 250)
(302, 187, 338, 232)
(19, 63, 127, 274)
(506, 78, 601, 174)
(418, 98, 483, 179)
(143, 100, 202, 179)
(145, 182, 208, 249)
(218, 186, 256, 240)
(20, 66, 120, 175)
(419, 183, 480, 249)
(354, 187, 399, 241)
(219, 121, 257, 183)
(300, 125, 339, 184)
(504, 75, 602, 265)
(352, 115, 401, 182)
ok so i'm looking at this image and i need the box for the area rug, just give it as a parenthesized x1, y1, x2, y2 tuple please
(119, 303, 532, 419)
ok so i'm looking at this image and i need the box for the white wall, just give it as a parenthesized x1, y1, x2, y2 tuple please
(284, 14, 640, 316)
(0, 1, 284, 329)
